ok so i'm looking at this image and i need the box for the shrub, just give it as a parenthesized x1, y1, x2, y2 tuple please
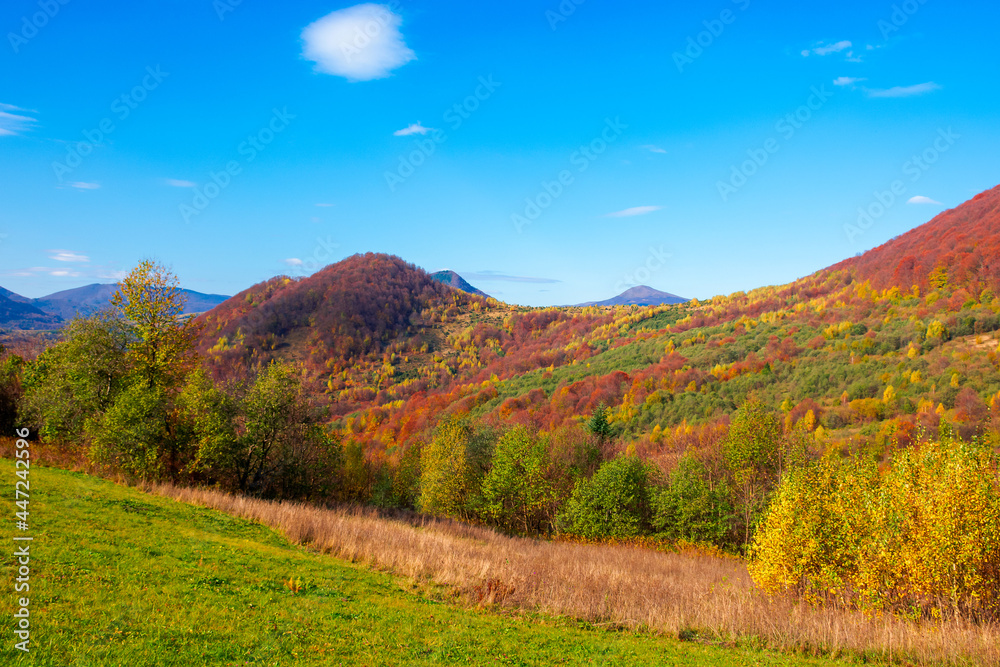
(559, 455, 654, 539)
(750, 439, 1000, 619)
(652, 453, 733, 548)
(479, 427, 553, 534)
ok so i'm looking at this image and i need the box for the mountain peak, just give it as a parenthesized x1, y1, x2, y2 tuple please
(430, 270, 490, 298)
(577, 285, 688, 307)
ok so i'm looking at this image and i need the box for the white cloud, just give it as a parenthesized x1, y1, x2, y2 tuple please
(908, 195, 943, 205)
(393, 122, 433, 136)
(68, 181, 100, 190)
(803, 40, 852, 57)
(48, 250, 90, 263)
(0, 103, 36, 136)
(301, 3, 416, 82)
(606, 206, 663, 218)
(166, 178, 196, 187)
(867, 82, 941, 98)
(315, 202, 334, 207)
(640, 144, 667, 154)
(833, 76, 866, 86)
(283, 258, 304, 267)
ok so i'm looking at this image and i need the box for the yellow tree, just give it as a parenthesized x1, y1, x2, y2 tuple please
(111, 260, 199, 390)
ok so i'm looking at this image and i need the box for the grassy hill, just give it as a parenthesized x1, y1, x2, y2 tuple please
(0, 458, 843, 666)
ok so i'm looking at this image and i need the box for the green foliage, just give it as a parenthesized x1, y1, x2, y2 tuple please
(176, 368, 239, 475)
(723, 398, 785, 546)
(559, 455, 654, 540)
(0, 350, 23, 434)
(586, 403, 614, 442)
(236, 361, 338, 498)
(653, 453, 733, 548)
(479, 426, 553, 534)
(88, 380, 169, 478)
(21, 312, 131, 441)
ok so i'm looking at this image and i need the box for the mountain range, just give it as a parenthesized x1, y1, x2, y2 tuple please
(0, 283, 230, 331)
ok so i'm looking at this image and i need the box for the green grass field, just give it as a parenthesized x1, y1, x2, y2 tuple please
(0, 459, 846, 666)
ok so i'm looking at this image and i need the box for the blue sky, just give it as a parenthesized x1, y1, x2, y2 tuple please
(1, 0, 998, 305)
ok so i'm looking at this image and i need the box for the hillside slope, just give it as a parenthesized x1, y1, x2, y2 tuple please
(0, 459, 834, 666)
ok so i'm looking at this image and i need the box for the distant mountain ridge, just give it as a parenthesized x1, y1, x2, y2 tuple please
(0, 283, 230, 330)
(429, 270, 490, 298)
(577, 285, 688, 307)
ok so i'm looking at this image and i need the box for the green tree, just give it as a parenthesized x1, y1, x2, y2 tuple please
(480, 427, 553, 534)
(235, 361, 337, 497)
(175, 367, 240, 477)
(586, 403, 614, 443)
(21, 312, 131, 441)
(723, 398, 783, 547)
(653, 452, 733, 548)
(0, 347, 24, 435)
(87, 380, 169, 478)
(559, 455, 654, 540)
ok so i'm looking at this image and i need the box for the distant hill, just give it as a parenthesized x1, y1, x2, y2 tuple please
(430, 270, 490, 298)
(197, 254, 490, 394)
(0, 283, 230, 330)
(577, 285, 688, 307)
(32, 284, 230, 321)
(0, 286, 32, 304)
(0, 292, 63, 330)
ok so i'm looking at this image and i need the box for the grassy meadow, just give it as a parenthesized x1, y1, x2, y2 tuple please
(0, 458, 847, 666)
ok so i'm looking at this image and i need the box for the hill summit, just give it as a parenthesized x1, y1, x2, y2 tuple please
(577, 285, 688, 307)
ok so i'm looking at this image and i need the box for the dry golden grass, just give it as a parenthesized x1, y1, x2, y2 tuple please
(145, 481, 1000, 666)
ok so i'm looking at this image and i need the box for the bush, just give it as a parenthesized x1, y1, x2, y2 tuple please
(750, 439, 1000, 619)
(479, 427, 553, 534)
(652, 453, 733, 548)
(558, 455, 654, 539)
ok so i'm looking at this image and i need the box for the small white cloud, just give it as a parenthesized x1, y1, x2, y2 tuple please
(834, 76, 866, 86)
(166, 178, 196, 188)
(49, 250, 90, 263)
(68, 181, 100, 190)
(803, 40, 852, 56)
(301, 3, 416, 82)
(49, 270, 82, 277)
(283, 258, 304, 267)
(315, 202, 334, 207)
(606, 206, 663, 218)
(393, 122, 434, 136)
(867, 82, 941, 98)
(640, 144, 667, 154)
(0, 103, 36, 136)
(908, 196, 943, 205)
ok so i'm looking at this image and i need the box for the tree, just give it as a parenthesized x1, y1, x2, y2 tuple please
(111, 260, 198, 390)
(559, 455, 654, 540)
(21, 312, 131, 441)
(0, 347, 23, 435)
(479, 427, 553, 534)
(88, 380, 169, 478)
(234, 361, 337, 497)
(586, 403, 613, 442)
(653, 452, 733, 548)
(419, 418, 475, 518)
(723, 398, 784, 547)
